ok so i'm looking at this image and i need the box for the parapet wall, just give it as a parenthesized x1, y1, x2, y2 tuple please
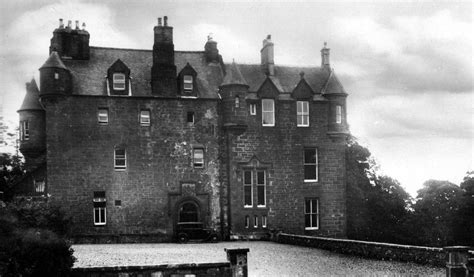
(276, 233, 445, 266)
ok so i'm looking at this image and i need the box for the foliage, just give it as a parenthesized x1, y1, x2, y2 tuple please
(0, 153, 25, 201)
(0, 200, 75, 276)
(454, 172, 474, 246)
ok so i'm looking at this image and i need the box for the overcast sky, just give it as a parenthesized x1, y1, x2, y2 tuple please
(0, 0, 472, 196)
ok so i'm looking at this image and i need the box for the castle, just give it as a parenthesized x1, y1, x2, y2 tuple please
(17, 17, 350, 242)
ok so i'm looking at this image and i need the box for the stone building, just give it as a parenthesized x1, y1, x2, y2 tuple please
(17, 17, 350, 242)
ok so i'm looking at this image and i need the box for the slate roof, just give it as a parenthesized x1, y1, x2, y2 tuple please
(40, 51, 68, 70)
(56, 46, 343, 98)
(62, 47, 225, 98)
(18, 79, 44, 111)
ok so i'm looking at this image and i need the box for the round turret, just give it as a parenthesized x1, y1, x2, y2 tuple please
(220, 61, 249, 129)
(39, 51, 72, 97)
(18, 79, 46, 168)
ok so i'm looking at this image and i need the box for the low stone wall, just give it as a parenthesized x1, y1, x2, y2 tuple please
(277, 233, 445, 266)
(72, 263, 232, 277)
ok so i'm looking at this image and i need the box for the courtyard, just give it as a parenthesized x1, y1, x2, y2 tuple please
(73, 241, 444, 276)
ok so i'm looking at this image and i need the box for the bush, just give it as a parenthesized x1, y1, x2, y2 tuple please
(0, 200, 76, 276)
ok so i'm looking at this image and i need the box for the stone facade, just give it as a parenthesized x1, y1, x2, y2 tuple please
(17, 17, 350, 241)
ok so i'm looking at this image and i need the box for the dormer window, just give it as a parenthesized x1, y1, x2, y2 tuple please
(183, 75, 193, 91)
(107, 59, 130, 96)
(113, 73, 126, 90)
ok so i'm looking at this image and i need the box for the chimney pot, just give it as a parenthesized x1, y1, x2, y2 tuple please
(267, 34, 271, 39)
(82, 22, 86, 30)
(75, 20, 79, 29)
(59, 18, 64, 28)
(67, 20, 72, 28)
(164, 16, 168, 26)
(158, 17, 162, 26)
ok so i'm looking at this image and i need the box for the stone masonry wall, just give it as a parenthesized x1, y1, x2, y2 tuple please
(226, 98, 346, 238)
(44, 95, 221, 241)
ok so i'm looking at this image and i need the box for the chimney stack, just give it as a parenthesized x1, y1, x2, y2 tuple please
(321, 42, 330, 70)
(67, 20, 72, 28)
(59, 18, 64, 28)
(164, 16, 168, 26)
(75, 20, 79, 30)
(82, 22, 86, 31)
(261, 34, 275, 76)
(158, 17, 162, 26)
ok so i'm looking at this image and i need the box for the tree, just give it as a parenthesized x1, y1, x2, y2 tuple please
(0, 153, 25, 201)
(454, 172, 474, 246)
(412, 180, 464, 246)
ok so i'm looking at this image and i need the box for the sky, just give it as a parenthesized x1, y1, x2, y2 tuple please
(0, 0, 472, 196)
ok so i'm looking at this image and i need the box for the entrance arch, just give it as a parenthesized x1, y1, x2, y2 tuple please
(178, 200, 200, 223)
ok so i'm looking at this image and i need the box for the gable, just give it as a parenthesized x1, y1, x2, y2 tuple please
(292, 78, 314, 99)
(257, 78, 280, 98)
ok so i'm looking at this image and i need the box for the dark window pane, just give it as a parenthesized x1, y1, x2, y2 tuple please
(305, 214, 311, 227)
(257, 171, 265, 184)
(244, 171, 252, 184)
(94, 209, 100, 222)
(312, 214, 318, 228)
(311, 200, 318, 213)
(244, 186, 252, 206)
(304, 149, 316, 163)
(115, 160, 126, 166)
(304, 165, 316, 180)
(305, 199, 311, 214)
(257, 185, 265, 206)
(187, 112, 194, 123)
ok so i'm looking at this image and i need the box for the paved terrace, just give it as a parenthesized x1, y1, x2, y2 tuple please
(73, 241, 443, 276)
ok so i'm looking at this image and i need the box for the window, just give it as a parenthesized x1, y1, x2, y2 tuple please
(183, 75, 193, 91)
(54, 72, 59, 80)
(235, 96, 240, 108)
(304, 148, 318, 182)
(243, 170, 253, 207)
(34, 180, 45, 193)
(250, 104, 256, 115)
(254, 215, 258, 228)
(113, 73, 126, 90)
(114, 148, 126, 170)
(305, 198, 319, 230)
(93, 191, 106, 226)
(187, 112, 194, 124)
(297, 101, 309, 127)
(140, 110, 150, 126)
(245, 215, 250, 228)
(98, 109, 108, 124)
(336, 105, 342, 124)
(193, 148, 204, 168)
(262, 99, 275, 126)
(20, 120, 29, 141)
(257, 171, 266, 207)
(262, 215, 267, 228)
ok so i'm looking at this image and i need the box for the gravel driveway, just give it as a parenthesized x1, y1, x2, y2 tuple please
(73, 241, 443, 276)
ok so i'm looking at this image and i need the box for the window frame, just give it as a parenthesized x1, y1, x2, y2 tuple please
(249, 104, 256, 115)
(261, 99, 275, 126)
(304, 148, 318, 182)
(336, 105, 343, 124)
(193, 148, 204, 168)
(112, 73, 126, 90)
(256, 170, 266, 208)
(243, 170, 253, 208)
(93, 191, 107, 226)
(297, 101, 309, 127)
(20, 120, 29, 141)
(140, 110, 151, 126)
(183, 75, 193, 91)
(114, 148, 127, 171)
(262, 215, 267, 228)
(245, 215, 250, 228)
(98, 109, 109, 125)
(187, 111, 195, 124)
(254, 215, 258, 228)
(304, 198, 319, 230)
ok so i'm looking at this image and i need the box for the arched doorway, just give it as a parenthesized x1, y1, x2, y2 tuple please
(178, 201, 199, 223)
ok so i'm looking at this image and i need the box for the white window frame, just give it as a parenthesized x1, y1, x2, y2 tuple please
(256, 170, 266, 208)
(250, 104, 256, 115)
(114, 148, 126, 170)
(243, 170, 253, 208)
(254, 215, 258, 228)
(262, 99, 275, 126)
(336, 105, 342, 124)
(235, 96, 240, 108)
(93, 206, 107, 226)
(20, 120, 29, 141)
(245, 215, 250, 228)
(113, 73, 126, 90)
(297, 101, 309, 127)
(262, 215, 267, 228)
(183, 75, 193, 91)
(305, 198, 319, 230)
(98, 109, 109, 124)
(140, 110, 150, 126)
(54, 72, 59, 80)
(193, 148, 204, 168)
(304, 148, 318, 182)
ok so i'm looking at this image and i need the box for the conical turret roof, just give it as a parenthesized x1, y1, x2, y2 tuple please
(322, 70, 347, 95)
(39, 51, 68, 70)
(221, 61, 248, 87)
(18, 78, 44, 111)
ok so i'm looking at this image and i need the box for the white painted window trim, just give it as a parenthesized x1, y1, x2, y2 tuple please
(304, 148, 318, 182)
(257, 170, 266, 208)
(262, 99, 275, 126)
(113, 73, 126, 90)
(114, 148, 127, 171)
(250, 104, 256, 115)
(297, 101, 309, 127)
(305, 198, 319, 230)
(243, 170, 253, 208)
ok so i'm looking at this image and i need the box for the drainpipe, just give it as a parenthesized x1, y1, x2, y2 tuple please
(225, 130, 232, 240)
